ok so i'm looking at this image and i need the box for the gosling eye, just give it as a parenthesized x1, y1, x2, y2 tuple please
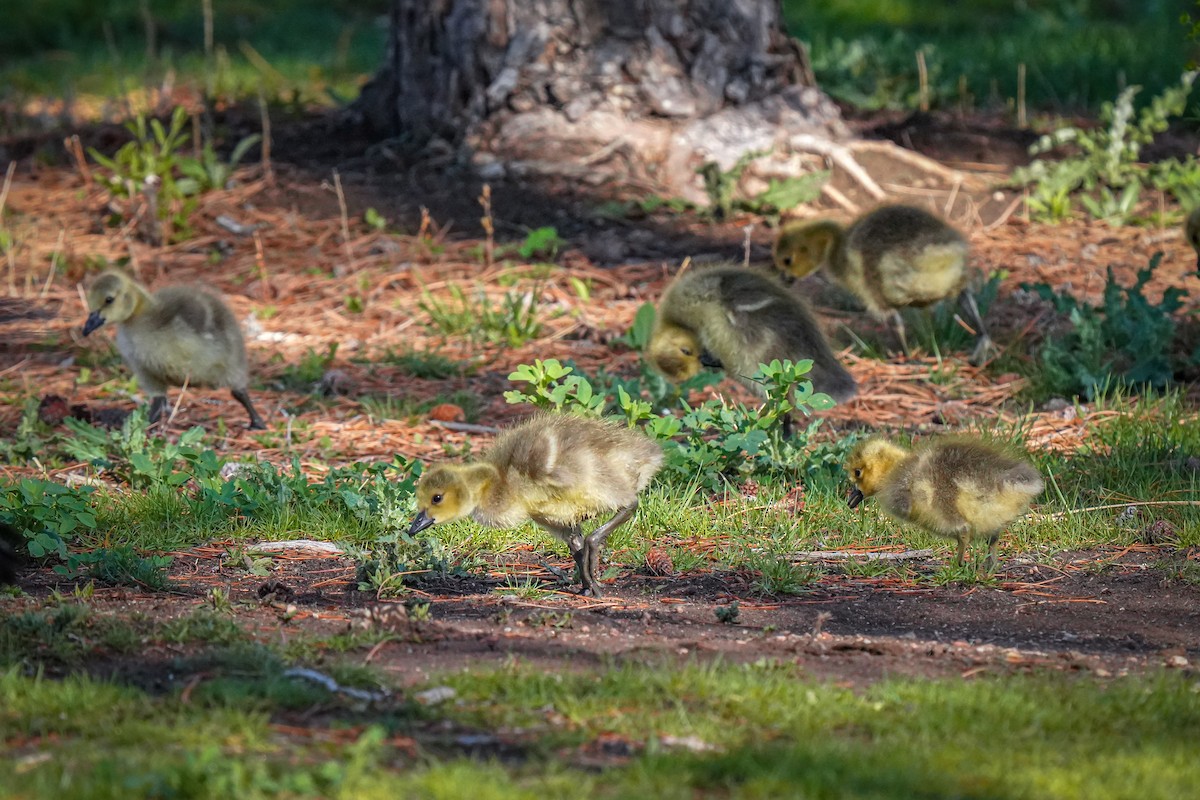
(104, 296, 114, 305)
(681, 347, 693, 356)
(782, 256, 793, 266)
(853, 468, 862, 479)
(431, 493, 443, 505)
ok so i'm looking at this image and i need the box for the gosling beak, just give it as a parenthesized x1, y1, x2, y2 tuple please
(82, 310, 106, 336)
(847, 486, 865, 509)
(408, 510, 436, 535)
(698, 351, 724, 369)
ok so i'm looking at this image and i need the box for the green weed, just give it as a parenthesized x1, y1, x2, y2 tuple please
(1022, 254, 1186, 399)
(420, 283, 545, 347)
(1014, 71, 1198, 223)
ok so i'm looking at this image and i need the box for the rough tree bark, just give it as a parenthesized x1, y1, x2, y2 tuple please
(355, 0, 967, 207)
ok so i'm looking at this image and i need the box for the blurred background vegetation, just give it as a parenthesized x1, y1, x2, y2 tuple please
(0, 0, 1195, 126)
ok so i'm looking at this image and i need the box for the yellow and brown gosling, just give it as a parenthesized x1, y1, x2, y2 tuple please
(408, 413, 664, 597)
(773, 204, 993, 364)
(646, 262, 857, 410)
(844, 435, 1044, 571)
(82, 269, 265, 429)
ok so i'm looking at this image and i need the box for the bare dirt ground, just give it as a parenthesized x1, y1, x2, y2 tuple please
(1, 107, 1198, 687)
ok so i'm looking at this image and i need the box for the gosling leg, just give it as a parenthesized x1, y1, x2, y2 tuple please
(954, 534, 967, 567)
(957, 288, 994, 366)
(984, 533, 1001, 573)
(231, 387, 267, 430)
(889, 310, 911, 358)
(543, 524, 586, 589)
(147, 395, 169, 425)
(581, 502, 638, 597)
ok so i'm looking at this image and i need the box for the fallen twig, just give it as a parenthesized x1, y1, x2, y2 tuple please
(788, 549, 933, 562)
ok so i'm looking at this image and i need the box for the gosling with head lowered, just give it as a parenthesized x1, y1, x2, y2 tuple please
(773, 204, 993, 364)
(646, 262, 857, 410)
(82, 269, 265, 429)
(408, 413, 663, 597)
(844, 435, 1043, 571)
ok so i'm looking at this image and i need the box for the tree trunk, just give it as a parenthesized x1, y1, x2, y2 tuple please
(355, 0, 965, 207)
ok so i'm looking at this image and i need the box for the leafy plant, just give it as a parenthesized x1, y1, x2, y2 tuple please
(275, 344, 339, 391)
(714, 600, 740, 624)
(420, 284, 545, 346)
(0, 479, 97, 561)
(178, 134, 261, 193)
(697, 151, 828, 220)
(60, 545, 173, 590)
(504, 357, 840, 492)
(363, 207, 387, 231)
(1023, 253, 1185, 399)
(516, 226, 565, 261)
(60, 410, 220, 489)
(613, 302, 658, 350)
(504, 359, 606, 416)
(1014, 71, 1198, 223)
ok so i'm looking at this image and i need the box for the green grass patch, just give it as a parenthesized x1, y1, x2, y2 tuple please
(2, 656, 1197, 798)
(784, 0, 1196, 112)
(2, 0, 387, 118)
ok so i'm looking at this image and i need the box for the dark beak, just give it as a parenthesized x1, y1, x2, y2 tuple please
(408, 510, 435, 535)
(82, 310, 106, 336)
(698, 351, 724, 369)
(847, 486, 865, 509)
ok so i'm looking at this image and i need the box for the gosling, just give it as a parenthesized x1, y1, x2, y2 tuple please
(773, 204, 993, 364)
(844, 435, 1044, 571)
(82, 269, 265, 429)
(407, 413, 664, 597)
(646, 263, 857, 409)
(1185, 207, 1200, 271)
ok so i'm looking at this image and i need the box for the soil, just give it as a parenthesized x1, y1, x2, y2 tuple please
(1, 106, 1199, 691)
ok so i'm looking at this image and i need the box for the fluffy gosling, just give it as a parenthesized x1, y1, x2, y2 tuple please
(1185, 207, 1200, 270)
(82, 270, 265, 429)
(646, 263, 857, 408)
(844, 435, 1044, 571)
(773, 204, 993, 364)
(408, 413, 664, 597)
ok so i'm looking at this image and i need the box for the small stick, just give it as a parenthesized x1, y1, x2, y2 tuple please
(429, 420, 501, 435)
(253, 230, 271, 301)
(1035, 500, 1200, 522)
(0, 160, 16, 218)
(63, 136, 94, 187)
(165, 375, 190, 429)
(478, 184, 494, 269)
(820, 182, 859, 214)
(944, 175, 962, 218)
(790, 134, 887, 200)
(40, 228, 66, 298)
(916, 51, 929, 112)
(258, 91, 273, 184)
(742, 222, 754, 268)
(332, 169, 353, 273)
(788, 549, 933, 562)
(983, 194, 1024, 232)
(1017, 63, 1027, 128)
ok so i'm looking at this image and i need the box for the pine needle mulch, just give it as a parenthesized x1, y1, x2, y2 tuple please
(0, 163, 1195, 479)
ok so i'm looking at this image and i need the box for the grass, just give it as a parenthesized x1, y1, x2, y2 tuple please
(1, 644, 1197, 798)
(785, 0, 1197, 113)
(2, 0, 388, 124)
(7, 0, 1185, 133)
